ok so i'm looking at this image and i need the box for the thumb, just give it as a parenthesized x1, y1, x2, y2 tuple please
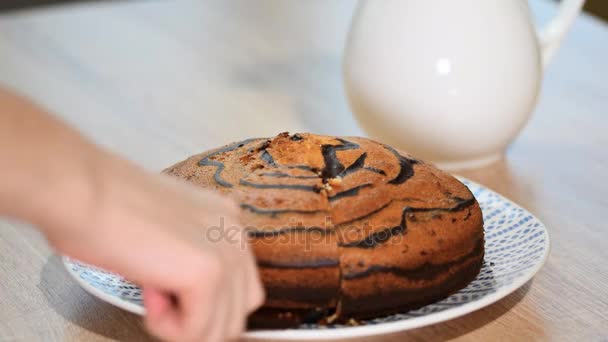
(143, 287, 182, 341)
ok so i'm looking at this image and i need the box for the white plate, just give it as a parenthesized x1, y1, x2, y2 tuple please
(63, 178, 549, 340)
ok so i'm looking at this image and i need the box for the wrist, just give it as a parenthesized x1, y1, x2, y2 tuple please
(29, 144, 107, 240)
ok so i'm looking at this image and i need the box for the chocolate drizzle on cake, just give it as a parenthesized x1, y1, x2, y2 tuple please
(183, 132, 484, 328)
(339, 196, 476, 249)
(260, 150, 317, 172)
(260, 150, 277, 166)
(198, 134, 412, 192)
(383, 144, 419, 184)
(290, 133, 304, 141)
(339, 152, 367, 177)
(239, 203, 320, 217)
(198, 138, 262, 187)
(246, 226, 332, 238)
(328, 184, 373, 202)
(260, 172, 318, 179)
(342, 238, 484, 280)
(239, 179, 319, 192)
(320, 138, 359, 182)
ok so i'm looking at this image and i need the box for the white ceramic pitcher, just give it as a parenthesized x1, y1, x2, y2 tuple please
(344, 0, 585, 169)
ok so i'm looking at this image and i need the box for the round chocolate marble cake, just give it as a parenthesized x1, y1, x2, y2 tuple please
(163, 132, 484, 328)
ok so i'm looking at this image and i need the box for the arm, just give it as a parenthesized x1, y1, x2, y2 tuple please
(0, 88, 263, 341)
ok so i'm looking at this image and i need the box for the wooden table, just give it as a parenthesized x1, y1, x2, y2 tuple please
(0, 0, 606, 341)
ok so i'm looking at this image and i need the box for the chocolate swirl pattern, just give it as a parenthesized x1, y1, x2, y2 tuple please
(197, 137, 262, 187)
(163, 132, 484, 328)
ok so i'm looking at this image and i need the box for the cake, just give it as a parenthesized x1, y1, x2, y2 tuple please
(163, 132, 484, 328)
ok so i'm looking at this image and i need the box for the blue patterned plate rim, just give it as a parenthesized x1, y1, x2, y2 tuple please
(63, 177, 550, 340)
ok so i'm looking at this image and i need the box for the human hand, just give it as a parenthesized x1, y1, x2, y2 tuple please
(0, 88, 263, 341)
(46, 155, 264, 342)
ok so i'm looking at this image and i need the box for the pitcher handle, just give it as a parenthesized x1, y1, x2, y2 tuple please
(538, 0, 586, 68)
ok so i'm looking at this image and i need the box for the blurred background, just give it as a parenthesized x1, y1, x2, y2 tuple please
(0, 0, 604, 170)
(4, 0, 607, 19)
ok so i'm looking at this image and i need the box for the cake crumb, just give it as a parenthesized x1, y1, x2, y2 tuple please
(290, 133, 304, 141)
(328, 177, 342, 187)
(347, 318, 360, 326)
(250, 164, 264, 171)
(256, 139, 272, 152)
(326, 312, 339, 324)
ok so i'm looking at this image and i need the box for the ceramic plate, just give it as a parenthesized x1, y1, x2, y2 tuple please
(63, 178, 549, 340)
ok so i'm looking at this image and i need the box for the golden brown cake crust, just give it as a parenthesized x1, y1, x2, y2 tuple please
(163, 132, 484, 327)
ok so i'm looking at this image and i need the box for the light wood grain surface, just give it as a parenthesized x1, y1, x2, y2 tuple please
(0, 0, 607, 341)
